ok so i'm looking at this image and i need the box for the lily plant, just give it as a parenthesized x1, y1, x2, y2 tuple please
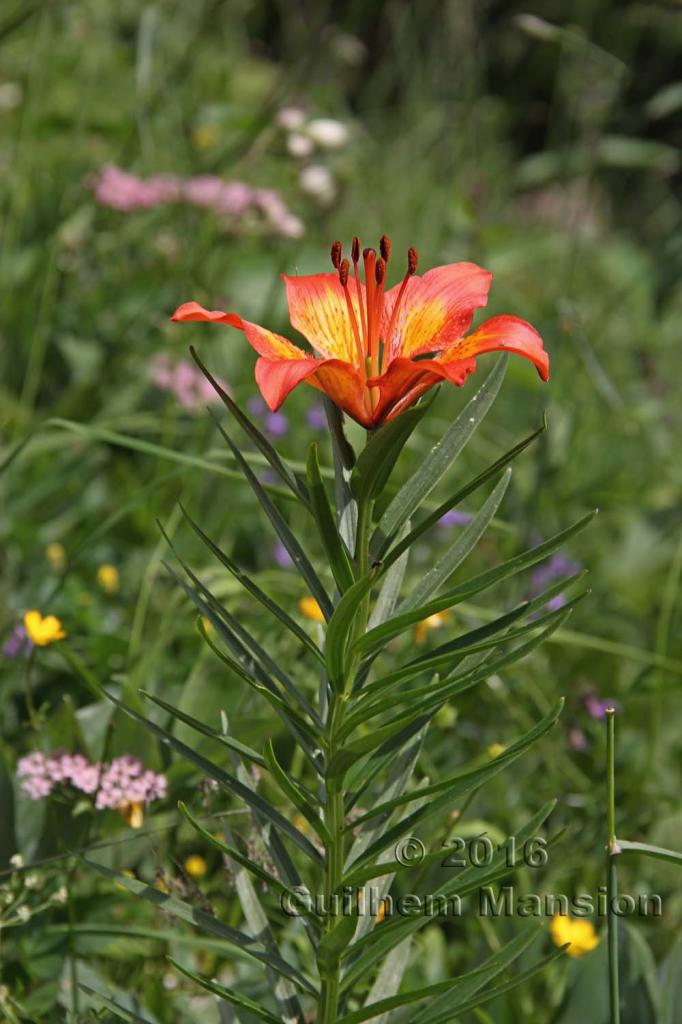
(101, 236, 592, 1022)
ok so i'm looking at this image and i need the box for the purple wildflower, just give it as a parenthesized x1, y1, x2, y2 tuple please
(273, 541, 294, 569)
(438, 510, 472, 528)
(568, 727, 588, 752)
(17, 751, 166, 814)
(306, 404, 327, 430)
(264, 411, 289, 438)
(583, 692, 616, 721)
(530, 552, 582, 597)
(3, 623, 33, 659)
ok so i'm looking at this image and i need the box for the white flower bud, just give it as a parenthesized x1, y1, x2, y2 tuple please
(276, 106, 305, 131)
(9, 854, 24, 870)
(286, 133, 314, 159)
(306, 118, 349, 150)
(299, 165, 337, 204)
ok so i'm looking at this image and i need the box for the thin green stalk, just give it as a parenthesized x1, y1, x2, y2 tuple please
(319, 494, 374, 1021)
(606, 708, 620, 1024)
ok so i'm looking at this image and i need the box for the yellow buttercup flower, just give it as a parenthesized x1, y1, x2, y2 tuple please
(487, 742, 506, 759)
(184, 855, 208, 879)
(97, 563, 119, 594)
(299, 596, 325, 623)
(96, 565, 118, 598)
(45, 542, 66, 572)
(550, 913, 600, 957)
(415, 610, 449, 644)
(23, 610, 67, 647)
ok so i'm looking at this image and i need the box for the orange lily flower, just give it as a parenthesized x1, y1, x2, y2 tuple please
(172, 236, 549, 428)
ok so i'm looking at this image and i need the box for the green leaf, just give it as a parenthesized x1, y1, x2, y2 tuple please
(209, 410, 333, 620)
(618, 839, 682, 868)
(78, 985, 156, 1023)
(190, 345, 309, 505)
(325, 573, 376, 691)
(318, 913, 360, 978)
(323, 396, 358, 551)
(378, 416, 546, 565)
(85, 861, 315, 993)
(361, 576, 585, 704)
(179, 502, 325, 664)
(178, 801, 312, 912)
(356, 510, 597, 657)
(169, 957, 284, 1024)
(361, 939, 413, 1022)
(264, 739, 332, 845)
(141, 690, 265, 768)
(340, 801, 556, 992)
(346, 699, 563, 835)
(350, 398, 433, 504)
(306, 442, 355, 592)
(400, 469, 511, 612)
(96, 688, 324, 866)
(426, 945, 567, 1024)
(339, 925, 543, 1023)
(372, 356, 507, 555)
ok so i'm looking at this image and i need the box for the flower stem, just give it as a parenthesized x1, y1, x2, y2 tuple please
(319, 494, 374, 1021)
(605, 708, 620, 1024)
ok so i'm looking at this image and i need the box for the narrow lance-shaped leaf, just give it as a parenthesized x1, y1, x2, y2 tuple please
(178, 801, 315, 915)
(306, 442, 355, 592)
(371, 355, 508, 555)
(160, 522, 319, 724)
(323, 396, 357, 552)
(141, 689, 266, 768)
(340, 801, 556, 992)
(338, 925, 543, 1024)
(325, 573, 376, 691)
(209, 409, 334, 620)
(345, 703, 563, 881)
(179, 502, 325, 665)
(350, 396, 434, 504)
(379, 414, 546, 567)
(360, 574, 586, 706)
(85, 861, 316, 994)
(190, 344, 309, 505)
(264, 738, 332, 846)
(400, 468, 511, 612)
(355, 509, 597, 657)
(169, 957, 284, 1024)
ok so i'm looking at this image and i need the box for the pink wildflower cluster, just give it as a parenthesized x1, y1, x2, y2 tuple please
(17, 751, 166, 809)
(149, 355, 229, 411)
(91, 165, 304, 238)
(94, 755, 167, 811)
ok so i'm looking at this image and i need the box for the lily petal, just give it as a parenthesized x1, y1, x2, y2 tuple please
(171, 301, 307, 360)
(256, 356, 370, 425)
(382, 262, 492, 362)
(369, 356, 477, 423)
(440, 314, 549, 381)
(283, 273, 367, 364)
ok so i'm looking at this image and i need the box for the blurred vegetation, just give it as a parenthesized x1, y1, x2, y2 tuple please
(0, 0, 681, 1020)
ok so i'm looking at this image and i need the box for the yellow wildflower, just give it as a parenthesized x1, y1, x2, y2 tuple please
(184, 854, 208, 879)
(375, 899, 389, 924)
(550, 913, 600, 957)
(487, 742, 506, 759)
(193, 123, 220, 149)
(45, 542, 66, 572)
(415, 610, 449, 644)
(97, 564, 119, 594)
(23, 610, 67, 647)
(299, 596, 325, 623)
(118, 801, 144, 829)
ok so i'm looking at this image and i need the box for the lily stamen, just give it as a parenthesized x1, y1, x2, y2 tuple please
(351, 236, 367, 344)
(338, 258, 365, 372)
